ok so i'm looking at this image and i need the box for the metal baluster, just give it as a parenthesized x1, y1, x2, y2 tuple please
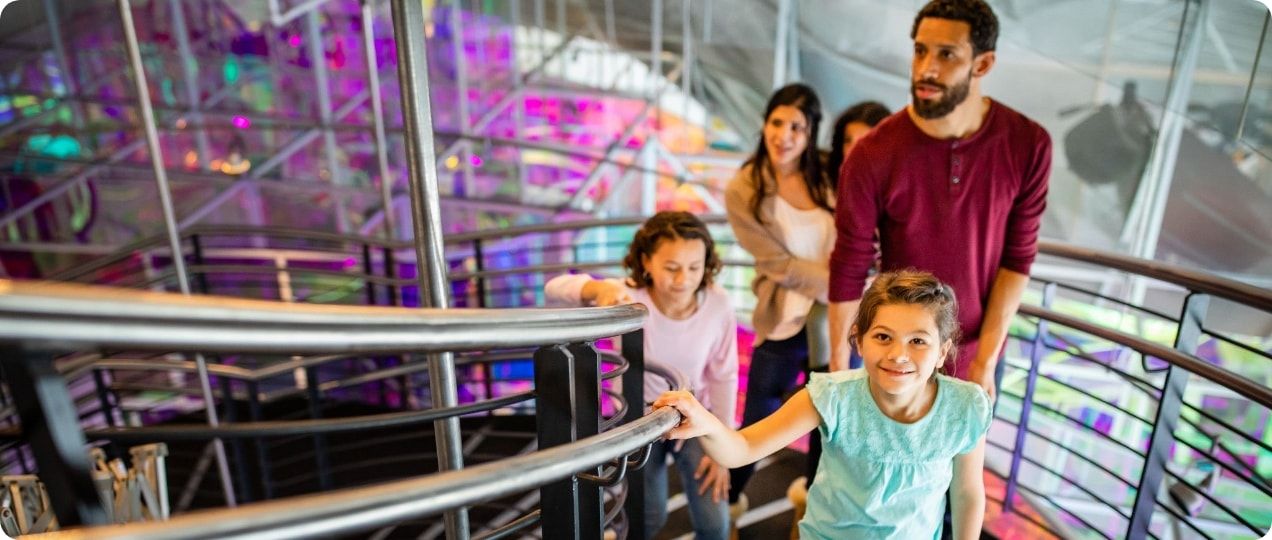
(534, 344, 580, 539)
(1003, 282, 1055, 512)
(0, 346, 106, 525)
(620, 330, 646, 540)
(1127, 293, 1210, 539)
(246, 381, 273, 500)
(569, 342, 603, 539)
(304, 366, 333, 491)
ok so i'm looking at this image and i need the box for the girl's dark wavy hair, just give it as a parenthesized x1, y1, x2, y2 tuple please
(852, 269, 961, 367)
(743, 83, 831, 224)
(828, 101, 891, 180)
(622, 211, 723, 292)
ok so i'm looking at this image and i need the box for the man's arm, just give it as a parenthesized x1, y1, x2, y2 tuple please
(828, 300, 861, 371)
(974, 125, 1051, 398)
(967, 268, 1029, 399)
(827, 131, 883, 370)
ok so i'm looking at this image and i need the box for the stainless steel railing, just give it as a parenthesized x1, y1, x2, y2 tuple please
(10, 215, 1272, 539)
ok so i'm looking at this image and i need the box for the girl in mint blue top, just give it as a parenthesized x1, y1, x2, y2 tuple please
(656, 270, 992, 539)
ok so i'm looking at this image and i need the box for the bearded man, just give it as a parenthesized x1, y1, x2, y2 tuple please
(827, 0, 1052, 403)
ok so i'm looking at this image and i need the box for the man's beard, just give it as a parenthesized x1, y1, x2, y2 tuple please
(911, 72, 971, 119)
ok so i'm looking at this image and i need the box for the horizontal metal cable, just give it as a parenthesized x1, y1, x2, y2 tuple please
(986, 438, 1131, 520)
(993, 415, 1137, 488)
(86, 391, 533, 441)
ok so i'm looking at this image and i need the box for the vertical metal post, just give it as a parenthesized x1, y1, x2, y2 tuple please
(170, 0, 211, 171)
(42, 0, 86, 130)
(650, 0, 663, 99)
(772, 0, 792, 89)
(1236, 10, 1269, 143)
(534, 344, 580, 540)
(681, 0, 693, 97)
(219, 377, 252, 503)
(570, 342, 603, 540)
(450, 0, 475, 197)
(91, 369, 116, 428)
(1122, 0, 1206, 273)
(1127, 293, 1209, 539)
(305, 10, 351, 234)
(191, 234, 210, 294)
(1003, 282, 1055, 512)
(702, 0, 712, 42)
(304, 366, 333, 491)
(246, 381, 274, 500)
(620, 330, 646, 540)
(555, 0, 567, 75)
(472, 239, 488, 308)
(1, 347, 106, 525)
(510, 0, 528, 201)
(117, 0, 237, 508)
(385, 246, 400, 306)
(389, 1, 469, 536)
(362, 0, 398, 240)
(604, 0, 616, 45)
(362, 243, 377, 305)
(640, 142, 657, 215)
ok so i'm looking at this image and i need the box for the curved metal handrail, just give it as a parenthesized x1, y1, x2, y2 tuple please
(42, 408, 681, 540)
(0, 279, 646, 354)
(46, 217, 735, 283)
(1036, 240, 1272, 312)
(1017, 304, 1271, 409)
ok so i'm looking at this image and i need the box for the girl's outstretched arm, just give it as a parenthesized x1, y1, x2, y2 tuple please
(653, 389, 821, 469)
(950, 440, 986, 540)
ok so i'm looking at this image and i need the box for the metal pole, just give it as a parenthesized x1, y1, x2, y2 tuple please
(1236, 10, 1269, 143)
(389, 1, 469, 538)
(1126, 294, 1210, 539)
(449, 0, 475, 197)
(651, 0, 663, 95)
(362, 0, 397, 239)
(1003, 283, 1055, 512)
(773, 0, 792, 89)
(510, 0, 528, 202)
(41, 0, 85, 130)
(1122, 0, 1206, 268)
(117, 0, 237, 507)
(681, 0, 693, 97)
(170, 0, 211, 171)
(305, 10, 351, 233)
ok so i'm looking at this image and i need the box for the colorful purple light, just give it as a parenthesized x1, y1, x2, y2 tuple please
(232, 116, 251, 129)
(470, 155, 483, 167)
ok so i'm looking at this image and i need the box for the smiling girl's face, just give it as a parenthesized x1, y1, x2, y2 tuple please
(857, 303, 952, 397)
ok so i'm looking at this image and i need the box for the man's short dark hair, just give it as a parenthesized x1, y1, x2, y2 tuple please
(911, 0, 999, 56)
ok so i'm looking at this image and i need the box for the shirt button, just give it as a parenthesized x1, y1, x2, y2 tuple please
(953, 176, 961, 184)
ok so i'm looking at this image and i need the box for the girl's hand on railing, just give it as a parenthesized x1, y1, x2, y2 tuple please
(653, 390, 721, 440)
(581, 280, 633, 307)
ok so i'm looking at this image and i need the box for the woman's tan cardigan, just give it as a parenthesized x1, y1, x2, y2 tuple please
(724, 164, 833, 365)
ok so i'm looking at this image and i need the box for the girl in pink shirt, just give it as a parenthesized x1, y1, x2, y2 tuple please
(545, 211, 738, 540)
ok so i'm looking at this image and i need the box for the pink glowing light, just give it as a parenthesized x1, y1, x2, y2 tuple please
(232, 116, 251, 129)
(288, 34, 302, 48)
(470, 155, 483, 167)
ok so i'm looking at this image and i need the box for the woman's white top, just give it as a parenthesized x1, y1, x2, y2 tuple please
(768, 196, 836, 341)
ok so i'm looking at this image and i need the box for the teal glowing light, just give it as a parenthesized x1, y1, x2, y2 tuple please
(223, 56, 241, 84)
(26, 134, 83, 159)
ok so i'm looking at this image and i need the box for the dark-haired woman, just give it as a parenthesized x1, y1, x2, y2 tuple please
(828, 101, 891, 180)
(545, 211, 737, 540)
(723, 83, 836, 521)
